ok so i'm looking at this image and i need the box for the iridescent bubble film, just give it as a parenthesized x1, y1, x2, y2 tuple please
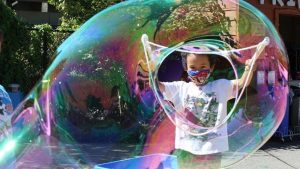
(1, 0, 288, 168)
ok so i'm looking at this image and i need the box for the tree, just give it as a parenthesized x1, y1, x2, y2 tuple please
(48, 0, 124, 30)
(0, 1, 71, 92)
(0, 1, 30, 89)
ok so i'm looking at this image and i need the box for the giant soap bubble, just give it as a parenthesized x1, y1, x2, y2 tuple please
(1, 0, 288, 168)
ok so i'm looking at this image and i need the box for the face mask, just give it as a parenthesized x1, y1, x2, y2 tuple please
(187, 69, 210, 86)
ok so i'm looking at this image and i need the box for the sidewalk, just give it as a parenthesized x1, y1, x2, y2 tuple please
(13, 135, 300, 169)
(228, 137, 300, 169)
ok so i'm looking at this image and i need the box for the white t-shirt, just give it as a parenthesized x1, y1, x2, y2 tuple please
(162, 79, 235, 155)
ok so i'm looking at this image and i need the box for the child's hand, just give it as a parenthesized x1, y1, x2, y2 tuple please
(252, 37, 269, 62)
(245, 59, 257, 72)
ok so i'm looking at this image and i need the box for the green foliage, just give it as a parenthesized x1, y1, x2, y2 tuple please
(0, 2, 70, 92)
(0, 2, 29, 90)
(1, 0, 125, 93)
(16, 24, 71, 92)
(162, 1, 231, 34)
(48, 0, 124, 30)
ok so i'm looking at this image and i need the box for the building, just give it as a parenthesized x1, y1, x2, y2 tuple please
(3, 0, 61, 27)
(247, 0, 300, 80)
(246, 0, 300, 138)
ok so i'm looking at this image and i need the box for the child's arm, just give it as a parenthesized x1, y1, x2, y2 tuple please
(234, 59, 257, 89)
(157, 80, 166, 92)
(155, 80, 183, 103)
(233, 38, 268, 89)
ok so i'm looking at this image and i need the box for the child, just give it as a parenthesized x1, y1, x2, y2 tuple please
(157, 46, 259, 168)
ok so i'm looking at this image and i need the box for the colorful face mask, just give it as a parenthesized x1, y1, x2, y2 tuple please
(187, 69, 210, 86)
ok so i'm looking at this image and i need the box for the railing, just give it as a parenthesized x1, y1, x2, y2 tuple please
(274, 126, 300, 142)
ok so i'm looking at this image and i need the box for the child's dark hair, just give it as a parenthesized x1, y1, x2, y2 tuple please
(181, 52, 218, 70)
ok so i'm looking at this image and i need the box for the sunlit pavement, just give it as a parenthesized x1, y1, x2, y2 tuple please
(228, 137, 300, 169)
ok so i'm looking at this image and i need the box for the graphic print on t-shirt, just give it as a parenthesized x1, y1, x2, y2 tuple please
(184, 92, 218, 127)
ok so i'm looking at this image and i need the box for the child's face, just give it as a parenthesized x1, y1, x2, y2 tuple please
(186, 54, 213, 71)
(186, 54, 214, 86)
